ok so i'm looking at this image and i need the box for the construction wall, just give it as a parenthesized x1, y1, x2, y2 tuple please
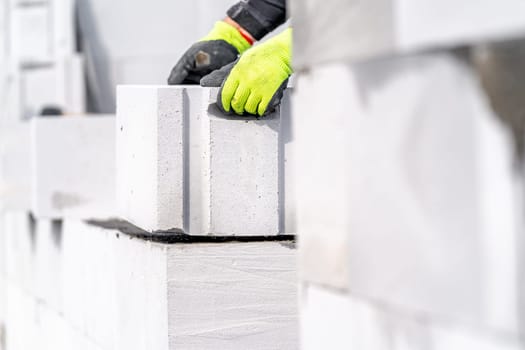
(291, 1, 525, 349)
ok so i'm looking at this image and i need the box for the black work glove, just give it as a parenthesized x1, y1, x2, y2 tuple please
(167, 21, 252, 85)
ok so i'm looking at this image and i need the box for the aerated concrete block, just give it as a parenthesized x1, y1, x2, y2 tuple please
(295, 52, 523, 335)
(199, 89, 280, 236)
(117, 86, 291, 236)
(166, 242, 297, 350)
(116, 86, 185, 233)
(31, 116, 116, 219)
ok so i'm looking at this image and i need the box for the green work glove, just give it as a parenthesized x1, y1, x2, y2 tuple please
(167, 21, 252, 85)
(201, 28, 292, 117)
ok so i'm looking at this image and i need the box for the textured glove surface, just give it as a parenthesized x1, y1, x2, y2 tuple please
(202, 28, 292, 116)
(167, 21, 251, 85)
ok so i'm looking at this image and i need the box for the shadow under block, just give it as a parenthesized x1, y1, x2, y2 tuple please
(31, 115, 116, 219)
(294, 52, 523, 335)
(117, 86, 293, 236)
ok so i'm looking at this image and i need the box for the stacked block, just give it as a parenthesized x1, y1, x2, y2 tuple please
(2, 213, 298, 350)
(291, 0, 525, 348)
(31, 115, 116, 219)
(116, 86, 293, 236)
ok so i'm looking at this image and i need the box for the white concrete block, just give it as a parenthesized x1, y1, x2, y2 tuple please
(117, 86, 291, 236)
(295, 53, 522, 334)
(31, 115, 116, 219)
(202, 89, 280, 236)
(116, 86, 184, 234)
(0, 123, 32, 210)
(165, 241, 298, 350)
(21, 55, 86, 118)
(301, 285, 523, 350)
(10, 5, 52, 63)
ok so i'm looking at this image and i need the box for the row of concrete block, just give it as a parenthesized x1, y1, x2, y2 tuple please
(1, 86, 293, 237)
(293, 47, 525, 346)
(2, 211, 298, 350)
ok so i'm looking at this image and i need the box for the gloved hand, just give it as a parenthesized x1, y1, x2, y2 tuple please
(201, 28, 292, 117)
(167, 20, 252, 85)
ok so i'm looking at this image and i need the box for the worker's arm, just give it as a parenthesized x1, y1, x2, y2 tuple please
(167, 0, 286, 85)
(226, 0, 287, 41)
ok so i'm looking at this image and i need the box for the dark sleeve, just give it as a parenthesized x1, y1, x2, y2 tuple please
(227, 0, 287, 40)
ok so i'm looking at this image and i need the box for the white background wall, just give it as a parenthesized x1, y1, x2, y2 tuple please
(77, 0, 236, 112)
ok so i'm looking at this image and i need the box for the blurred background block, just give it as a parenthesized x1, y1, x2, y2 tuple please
(20, 55, 85, 119)
(31, 116, 116, 219)
(295, 51, 522, 335)
(9, 5, 52, 64)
